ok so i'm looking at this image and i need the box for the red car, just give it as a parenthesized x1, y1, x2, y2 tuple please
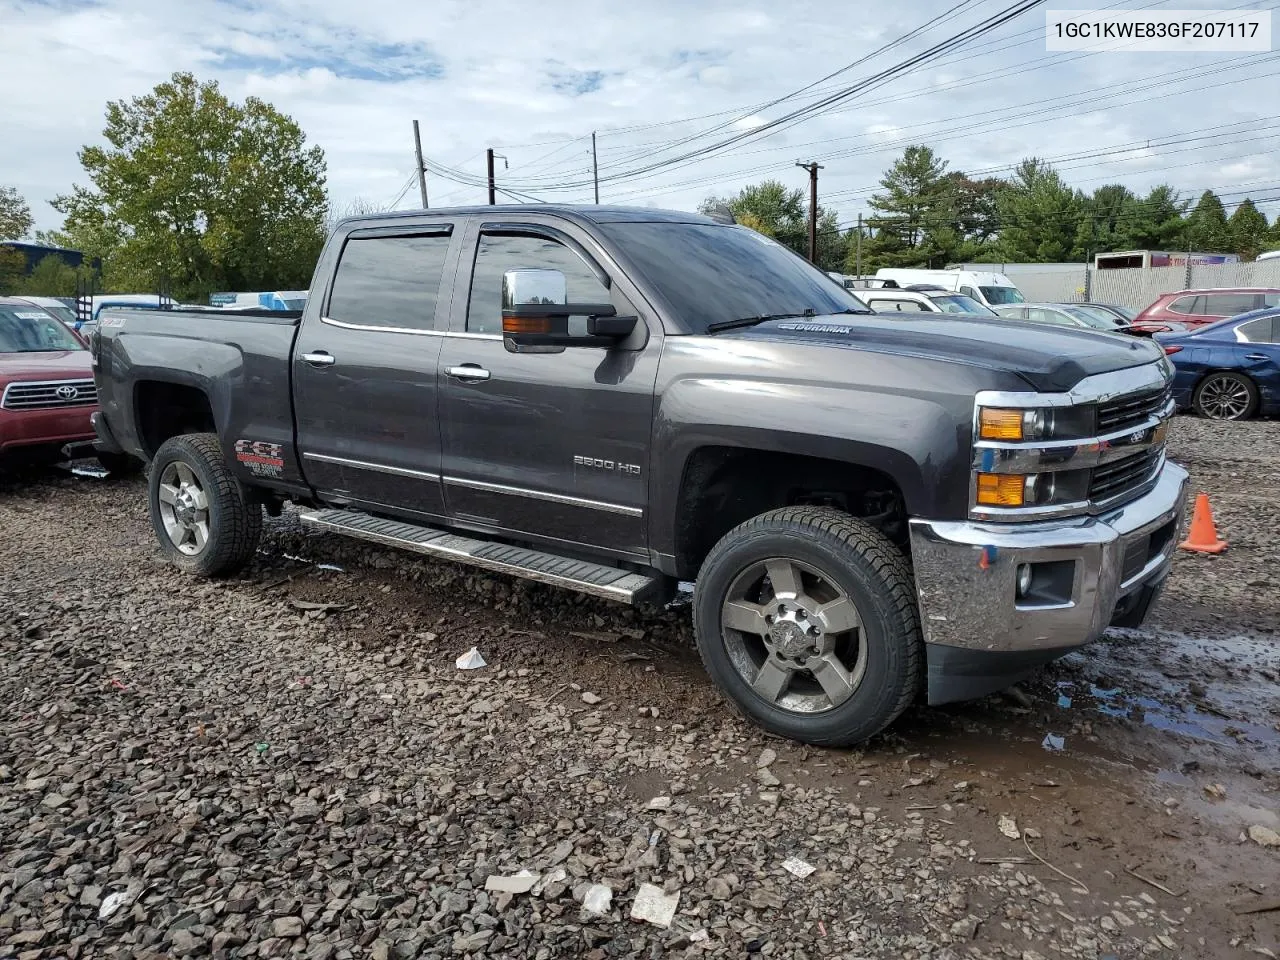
(0, 297, 98, 465)
(1132, 287, 1280, 333)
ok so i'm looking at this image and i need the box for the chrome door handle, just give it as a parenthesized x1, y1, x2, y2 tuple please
(1245, 353, 1268, 361)
(445, 364, 491, 382)
(301, 351, 336, 367)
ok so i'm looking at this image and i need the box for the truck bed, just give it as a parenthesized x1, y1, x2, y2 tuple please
(91, 307, 305, 493)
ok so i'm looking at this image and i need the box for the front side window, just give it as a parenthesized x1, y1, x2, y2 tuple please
(467, 233, 610, 335)
(0, 307, 83, 352)
(933, 294, 995, 316)
(1166, 295, 1200, 315)
(327, 233, 452, 331)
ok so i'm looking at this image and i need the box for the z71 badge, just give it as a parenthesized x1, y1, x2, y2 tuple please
(574, 455, 641, 476)
(234, 439, 285, 479)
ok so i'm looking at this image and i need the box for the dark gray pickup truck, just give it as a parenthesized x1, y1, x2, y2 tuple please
(90, 205, 1188, 746)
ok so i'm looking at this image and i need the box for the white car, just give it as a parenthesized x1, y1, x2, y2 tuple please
(861, 287, 998, 316)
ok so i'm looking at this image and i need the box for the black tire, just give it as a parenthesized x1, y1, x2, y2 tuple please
(147, 433, 261, 577)
(96, 450, 142, 477)
(693, 506, 922, 747)
(1193, 372, 1258, 421)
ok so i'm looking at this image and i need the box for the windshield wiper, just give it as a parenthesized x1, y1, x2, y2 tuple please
(706, 311, 815, 334)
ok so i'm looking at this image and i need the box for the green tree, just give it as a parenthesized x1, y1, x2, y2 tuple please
(865, 146, 951, 265)
(1183, 189, 1232, 252)
(1228, 199, 1269, 261)
(996, 158, 1084, 262)
(700, 180, 846, 270)
(54, 72, 328, 301)
(0, 246, 25, 294)
(18, 255, 81, 297)
(1114, 185, 1187, 250)
(0, 185, 33, 240)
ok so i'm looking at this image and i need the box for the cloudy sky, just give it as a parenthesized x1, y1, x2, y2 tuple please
(3, 0, 1279, 234)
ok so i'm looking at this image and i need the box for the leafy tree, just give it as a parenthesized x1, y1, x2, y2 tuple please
(18, 255, 81, 297)
(996, 158, 1084, 262)
(1118, 185, 1188, 250)
(700, 179, 846, 270)
(0, 185, 33, 241)
(1075, 184, 1135, 256)
(1183, 189, 1232, 252)
(1228, 199, 1269, 260)
(54, 72, 328, 301)
(0, 246, 26, 294)
(863, 146, 956, 267)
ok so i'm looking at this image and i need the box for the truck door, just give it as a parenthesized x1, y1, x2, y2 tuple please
(293, 222, 459, 519)
(436, 219, 660, 560)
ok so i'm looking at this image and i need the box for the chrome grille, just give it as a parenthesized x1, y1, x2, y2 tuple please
(1097, 384, 1171, 435)
(1090, 449, 1163, 504)
(1, 379, 98, 410)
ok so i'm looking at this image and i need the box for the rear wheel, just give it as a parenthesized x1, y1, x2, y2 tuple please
(1194, 372, 1257, 420)
(148, 433, 261, 577)
(693, 506, 922, 747)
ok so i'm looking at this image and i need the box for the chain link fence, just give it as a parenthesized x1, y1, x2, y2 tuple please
(1008, 261, 1280, 310)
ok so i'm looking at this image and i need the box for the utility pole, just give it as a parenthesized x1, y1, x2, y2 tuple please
(855, 213, 863, 278)
(796, 161, 823, 263)
(487, 148, 496, 206)
(592, 131, 600, 205)
(412, 120, 429, 209)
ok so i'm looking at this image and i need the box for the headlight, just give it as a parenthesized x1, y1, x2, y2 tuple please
(978, 405, 1092, 442)
(975, 470, 1089, 509)
(978, 407, 1056, 442)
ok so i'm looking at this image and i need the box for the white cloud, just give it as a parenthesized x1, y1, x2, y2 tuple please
(2, 0, 1279, 231)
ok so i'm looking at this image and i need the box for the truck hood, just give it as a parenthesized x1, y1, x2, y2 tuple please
(0, 350, 92, 382)
(733, 314, 1163, 392)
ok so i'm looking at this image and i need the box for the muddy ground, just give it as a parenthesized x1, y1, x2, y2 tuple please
(1, 416, 1277, 959)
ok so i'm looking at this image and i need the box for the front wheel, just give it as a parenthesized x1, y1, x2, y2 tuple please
(1194, 372, 1257, 420)
(148, 433, 261, 577)
(693, 506, 922, 747)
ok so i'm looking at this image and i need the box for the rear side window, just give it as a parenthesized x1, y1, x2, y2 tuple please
(1204, 293, 1261, 317)
(467, 233, 609, 334)
(960, 286, 980, 300)
(1238, 317, 1278, 343)
(1026, 307, 1074, 326)
(1166, 295, 1200, 315)
(327, 233, 452, 331)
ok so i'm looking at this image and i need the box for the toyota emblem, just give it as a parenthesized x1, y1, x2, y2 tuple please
(55, 385, 79, 400)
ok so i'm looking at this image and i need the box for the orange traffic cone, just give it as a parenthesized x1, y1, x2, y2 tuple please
(1178, 493, 1227, 554)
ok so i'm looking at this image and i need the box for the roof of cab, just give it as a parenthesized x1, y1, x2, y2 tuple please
(335, 204, 722, 232)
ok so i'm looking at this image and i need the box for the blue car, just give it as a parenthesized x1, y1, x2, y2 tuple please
(1155, 308, 1280, 420)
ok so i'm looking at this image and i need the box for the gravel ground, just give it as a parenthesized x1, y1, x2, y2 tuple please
(1, 416, 1278, 959)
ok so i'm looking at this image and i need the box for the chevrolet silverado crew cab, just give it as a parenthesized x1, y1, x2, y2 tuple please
(90, 206, 1187, 746)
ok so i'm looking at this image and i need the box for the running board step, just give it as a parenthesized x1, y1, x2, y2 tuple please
(298, 509, 660, 604)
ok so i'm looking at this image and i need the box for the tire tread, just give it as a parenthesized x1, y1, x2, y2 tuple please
(149, 433, 261, 577)
(695, 506, 922, 746)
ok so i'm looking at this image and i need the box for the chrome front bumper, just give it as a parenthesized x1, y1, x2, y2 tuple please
(909, 461, 1189, 659)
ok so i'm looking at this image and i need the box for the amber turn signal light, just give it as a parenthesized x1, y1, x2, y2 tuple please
(502, 316, 553, 334)
(976, 473, 1025, 507)
(978, 408, 1024, 441)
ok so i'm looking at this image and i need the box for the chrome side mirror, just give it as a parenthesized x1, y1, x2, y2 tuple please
(502, 269, 567, 310)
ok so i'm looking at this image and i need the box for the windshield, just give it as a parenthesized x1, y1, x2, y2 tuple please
(932, 294, 996, 316)
(1102, 303, 1136, 321)
(980, 285, 1025, 305)
(599, 222, 870, 332)
(35, 303, 78, 328)
(0, 306, 84, 353)
(1064, 305, 1126, 329)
